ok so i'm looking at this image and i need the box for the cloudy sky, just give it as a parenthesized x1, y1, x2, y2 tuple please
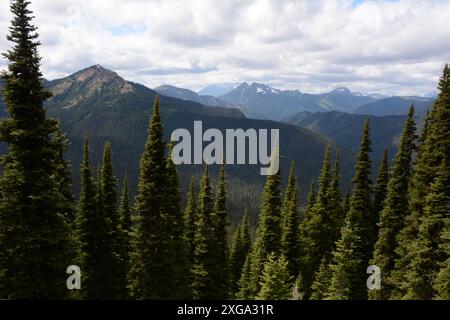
(1, 0, 450, 96)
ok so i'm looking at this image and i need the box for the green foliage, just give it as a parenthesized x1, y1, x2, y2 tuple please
(310, 257, 332, 300)
(281, 161, 301, 278)
(129, 96, 180, 299)
(209, 166, 230, 299)
(191, 166, 215, 299)
(246, 169, 282, 298)
(326, 221, 361, 300)
(117, 175, 132, 298)
(184, 177, 197, 267)
(0, 0, 73, 299)
(75, 138, 116, 299)
(257, 253, 293, 300)
(344, 119, 373, 299)
(299, 145, 339, 298)
(236, 254, 252, 299)
(230, 209, 251, 296)
(370, 107, 416, 300)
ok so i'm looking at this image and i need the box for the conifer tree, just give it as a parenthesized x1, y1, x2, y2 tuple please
(209, 166, 230, 299)
(281, 161, 301, 278)
(165, 143, 189, 298)
(257, 254, 293, 300)
(370, 107, 416, 300)
(54, 121, 76, 226)
(0, 0, 73, 299)
(246, 169, 282, 298)
(230, 209, 251, 295)
(370, 149, 389, 249)
(393, 65, 450, 299)
(76, 138, 116, 299)
(98, 142, 123, 298)
(191, 166, 216, 299)
(343, 188, 351, 214)
(435, 217, 450, 300)
(184, 176, 197, 266)
(326, 221, 361, 300)
(236, 254, 252, 299)
(117, 175, 132, 298)
(342, 119, 373, 299)
(403, 159, 449, 299)
(302, 181, 316, 223)
(130, 96, 175, 299)
(299, 145, 333, 298)
(327, 153, 345, 247)
(310, 256, 332, 300)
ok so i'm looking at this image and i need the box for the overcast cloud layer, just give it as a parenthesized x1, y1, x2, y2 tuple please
(1, 0, 450, 96)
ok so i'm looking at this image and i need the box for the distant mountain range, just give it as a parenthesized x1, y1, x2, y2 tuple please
(155, 84, 235, 108)
(0, 65, 355, 220)
(198, 83, 239, 97)
(158, 82, 435, 121)
(353, 96, 434, 116)
(283, 111, 425, 160)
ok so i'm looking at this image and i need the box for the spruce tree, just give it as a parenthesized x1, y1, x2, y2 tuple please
(370, 149, 389, 250)
(310, 256, 332, 300)
(370, 107, 416, 300)
(75, 138, 116, 299)
(435, 216, 450, 300)
(257, 253, 293, 300)
(165, 143, 190, 299)
(299, 145, 334, 298)
(281, 161, 301, 278)
(54, 121, 76, 226)
(327, 153, 345, 248)
(393, 65, 450, 299)
(230, 209, 251, 296)
(117, 175, 131, 298)
(326, 221, 361, 300)
(403, 159, 449, 299)
(236, 254, 252, 299)
(246, 169, 282, 298)
(184, 176, 197, 267)
(343, 188, 351, 214)
(191, 166, 216, 299)
(209, 166, 230, 299)
(130, 96, 175, 299)
(98, 142, 123, 298)
(342, 119, 373, 299)
(0, 0, 73, 299)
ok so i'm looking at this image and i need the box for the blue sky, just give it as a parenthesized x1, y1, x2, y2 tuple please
(0, 0, 449, 96)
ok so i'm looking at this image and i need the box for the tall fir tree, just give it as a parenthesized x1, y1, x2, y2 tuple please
(299, 145, 333, 298)
(191, 166, 216, 299)
(246, 168, 282, 298)
(327, 152, 345, 248)
(236, 254, 253, 299)
(129, 96, 177, 299)
(281, 161, 301, 278)
(344, 119, 373, 299)
(403, 159, 449, 299)
(370, 148, 390, 251)
(326, 220, 361, 300)
(302, 180, 316, 223)
(98, 142, 123, 298)
(165, 142, 190, 299)
(0, 0, 73, 299)
(184, 176, 197, 266)
(53, 121, 76, 226)
(209, 166, 230, 299)
(310, 256, 332, 300)
(117, 175, 132, 298)
(370, 107, 416, 300)
(75, 138, 116, 299)
(393, 65, 450, 299)
(257, 253, 293, 300)
(230, 209, 251, 296)
(342, 188, 351, 214)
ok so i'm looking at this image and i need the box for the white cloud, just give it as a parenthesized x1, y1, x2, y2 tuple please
(0, 0, 449, 96)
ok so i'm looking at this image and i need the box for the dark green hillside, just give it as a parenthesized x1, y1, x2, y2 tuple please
(284, 111, 424, 159)
(1, 66, 355, 222)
